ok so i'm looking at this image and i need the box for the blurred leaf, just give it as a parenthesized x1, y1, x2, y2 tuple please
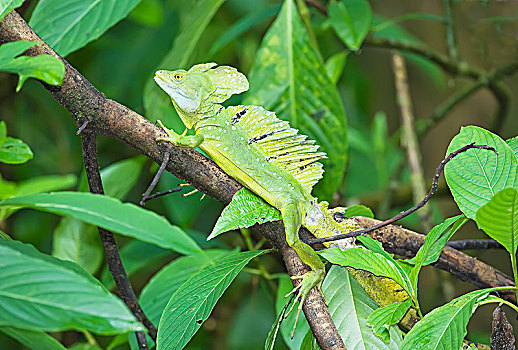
(0, 240, 141, 334)
(69, 344, 102, 350)
(0, 41, 64, 91)
(0, 121, 6, 146)
(372, 13, 448, 33)
(209, 5, 280, 56)
(324, 51, 348, 84)
(319, 247, 413, 298)
(265, 294, 291, 350)
(322, 265, 402, 349)
(0, 192, 201, 254)
(52, 217, 102, 275)
(0, 229, 11, 240)
(29, 0, 142, 56)
(300, 329, 317, 350)
(343, 204, 373, 218)
(101, 240, 172, 289)
(16, 174, 77, 196)
(209, 188, 281, 240)
(401, 288, 502, 349)
(245, 0, 348, 200)
(0, 137, 32, 164)
(143, 0, 225, 127)
(98, 156, 146, 199)
(0, 0, 24, 21)
(275, 275, 309, 348)
(366, 299, 411, 341)
(407, 215, 467, 292)
(445, 126, 517, 220)
(156, 250, 268, 350)
(0, 326, 66, 350)
(506, 136, 518, 158)
(328, 0, 372, 51)
(128, 0, 163, 27)
(476, 188, 518, 255)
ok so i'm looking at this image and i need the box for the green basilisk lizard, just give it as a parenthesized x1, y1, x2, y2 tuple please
(153, 63, 371, 317)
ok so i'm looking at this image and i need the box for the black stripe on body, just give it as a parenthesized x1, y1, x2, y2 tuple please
(248, 128, 289, 144)
(231, 108, 248, 125)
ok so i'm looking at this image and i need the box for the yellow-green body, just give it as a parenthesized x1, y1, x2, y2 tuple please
(154, 63, 355, 310)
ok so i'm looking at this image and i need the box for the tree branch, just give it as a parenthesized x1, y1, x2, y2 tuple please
(0, 11, 343, 349)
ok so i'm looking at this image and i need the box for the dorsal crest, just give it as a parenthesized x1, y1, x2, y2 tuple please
(226, 105, 326, 193)
(189, 63, 249, 103)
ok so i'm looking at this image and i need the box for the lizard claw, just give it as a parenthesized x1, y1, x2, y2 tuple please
(156, 120, 180, 143)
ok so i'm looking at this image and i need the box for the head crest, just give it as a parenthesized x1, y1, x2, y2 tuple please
(189, 63, 249, 103)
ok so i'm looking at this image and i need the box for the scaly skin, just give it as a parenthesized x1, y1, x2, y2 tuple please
(154, 63, 354, 315)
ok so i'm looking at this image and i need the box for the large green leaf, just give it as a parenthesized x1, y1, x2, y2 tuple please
(208, 188, 281, 240)
(322, 266, 402, 349)
(328, 0, 372, 51)
(0, 192, 201, 255)
(366, 299, 412, 342)
(0, 41, 64, 91)
(244, 0, 348, 200)
(0, 0, 24, 22)
(476, 188, 518, 255)
(156, 250, 267, 350)
(0, 240, 141, 334)
(143, 0, 224, 127)
(445, 126, 518, 220)
(29, 0, 141, 57)
(0, 326, 66, 350)
(507, 136, 518, 158)
(319, 247, 413, 299)
(401, 288, 502, 349)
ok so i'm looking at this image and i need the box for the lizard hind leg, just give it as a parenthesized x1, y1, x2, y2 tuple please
(281, 203, 325, 335)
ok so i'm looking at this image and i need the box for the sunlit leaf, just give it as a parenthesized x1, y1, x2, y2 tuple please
(0, 192, 201, 255)
(328, 0, 372, 51)
(0, 41, 64, 91)
(445, 126, 517, 220)
(366, 299, 411, 341)
(506, 136, 518, 158)
(476, 188, 518, 255)
(0, 137, 32, 164)
(323, 266, 403, 349)
(0, 240, 141, 334)
(245, 0, 348, 200)
(209, 188, 281, 240)
(29, 0, 141, 56)
(0, 0, 24, 21)
(156, 250, 267, 349)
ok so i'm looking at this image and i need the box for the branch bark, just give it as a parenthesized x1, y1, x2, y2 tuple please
(0, 11, 344, 349)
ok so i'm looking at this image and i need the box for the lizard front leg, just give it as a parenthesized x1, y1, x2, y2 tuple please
(156, 120, 204, 148)
(282, 203, 325, 333)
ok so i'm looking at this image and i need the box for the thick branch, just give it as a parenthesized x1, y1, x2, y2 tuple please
(0, 11, 341, 348)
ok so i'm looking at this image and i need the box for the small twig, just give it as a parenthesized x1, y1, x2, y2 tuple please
(76, 119, 89, 135)
(392, 52, 433, 232)
(447, 239, 504, 250)
(141, 187, 183, 203)
(442, 0, 459, 62)
(304, 0, 327, 15)
(140, 151, 170, 206)
(308, 143, 497, 245)
(80, 130, 157, 345)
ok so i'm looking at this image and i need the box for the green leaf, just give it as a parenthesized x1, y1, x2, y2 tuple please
(0, 41, 64, 91)
(445, 126, 518, 220)
(0, 0, 24, 21)
(0, 229, 11, 240)
(476, 188, 518, 255)
(319, 247, 413, 298)
(322, 266, 402, 349)
(29, 0, 141, 57)
(0, 192, 201, 255)
(0, 240, 141, 334)
(208, 5, 280, 56)
(0, 326, 66, 350)
(0, 121, 6, 146)
(52, 217, 103, 275)
(366, 299, 412, 341)
(244, 0, 348, 200)
(156, 249, 268, 350)
(209, 188, 281, 240)
(408, 215, 467, 291)
(264, 295, 291, 350)
(506, 136, 518, 158)
(324, 51, 348, 84)
(143, 0, 225, 127)
(328, 0, 372, 51)
(0, 137, 33, 164)
(343, 205, 374, 218)
(401, 288, 503, 349)
(99, 156, 146, 199)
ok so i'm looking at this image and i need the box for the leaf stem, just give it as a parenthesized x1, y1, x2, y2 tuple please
(511, 252, 518, 302)
(479, 297, 518, 313)
(82, 330, 98, 346)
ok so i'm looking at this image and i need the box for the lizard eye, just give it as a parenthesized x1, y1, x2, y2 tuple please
(173, 74, 183, 81)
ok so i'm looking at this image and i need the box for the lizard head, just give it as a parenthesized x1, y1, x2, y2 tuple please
(155, 63, 249, 122)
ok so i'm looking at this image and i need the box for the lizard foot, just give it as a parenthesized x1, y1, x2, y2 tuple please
(284, 269, 325, 338)
(156, 120, 181, 144)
